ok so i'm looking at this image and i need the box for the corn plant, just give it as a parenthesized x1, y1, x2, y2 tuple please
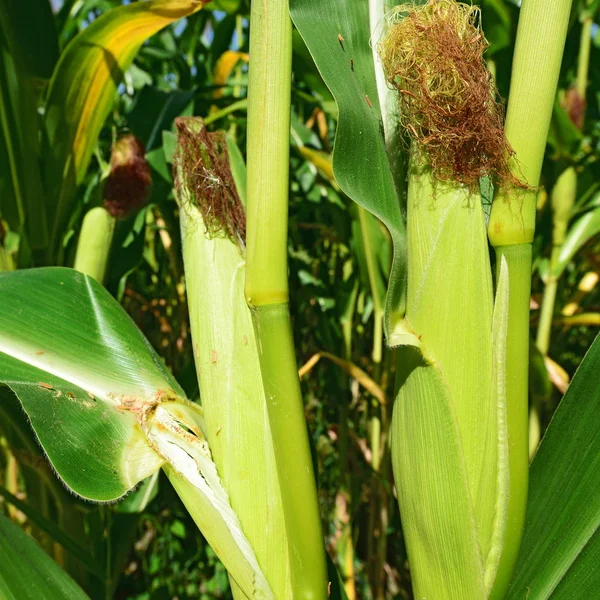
(1, 0, 600, 599)
(292, 0, 600, 598)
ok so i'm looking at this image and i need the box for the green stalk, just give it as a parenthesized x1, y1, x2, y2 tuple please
(488, 0, 572, 596)
(338, 282, 357, 600)
(73, 206, 115, 284)
(536, 168, 577, 356)
(246, 305, 327, 599)
(245, 1, 327, 597)
(536, 3, 591, 356)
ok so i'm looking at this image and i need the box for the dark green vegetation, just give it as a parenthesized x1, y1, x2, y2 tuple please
(0, 0, 599, 599)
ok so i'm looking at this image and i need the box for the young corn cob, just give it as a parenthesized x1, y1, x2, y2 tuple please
(74, 135, 150, 282)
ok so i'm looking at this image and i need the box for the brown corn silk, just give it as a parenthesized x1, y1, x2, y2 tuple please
(103, 135, 152, 219)
(378, 0, 517, 187)
(174, 119, 245, 246)
(562, 86, 586, 130)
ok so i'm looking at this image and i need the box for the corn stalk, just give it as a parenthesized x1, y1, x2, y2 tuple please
(245, 0, 327, 597)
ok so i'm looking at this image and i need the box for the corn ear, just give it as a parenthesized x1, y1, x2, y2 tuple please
(73, 206, 115, 283)
(392, 165, 509, 597)
(174, 118, 291, 598)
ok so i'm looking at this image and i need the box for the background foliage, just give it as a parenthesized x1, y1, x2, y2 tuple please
(0, 0, 599, 598)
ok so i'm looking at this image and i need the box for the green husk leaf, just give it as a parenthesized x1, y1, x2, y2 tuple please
(175, 117, 290, 598)
(392, 348, 486, 598)
(392, 165, 500, 598)
(486, 254, 510, 590)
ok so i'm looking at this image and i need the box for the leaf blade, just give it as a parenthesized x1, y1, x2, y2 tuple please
(290, 0, 407, 341)
(0, 513, 90, 600)
(0, 267, 182, 500)
(507, 334, 600, 598)
(42, 0, 205, 252)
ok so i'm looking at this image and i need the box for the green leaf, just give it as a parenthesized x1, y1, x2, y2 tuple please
(507, 333, 600, 598)
(291, 30, 336, 116)
(326, 552, 350, 600)
(481, 0, 513, 55)
(0, 0, 58, 243)
(0, 486, 104, 579)
(547, 98, 583, 158)
(553, 207, 600, 278)
(290, 0, 407, 343)
(226, 133, 247, 205)
(0, 0, 59, 80)
(0, 513, 90, 600)
(42, 0, 205, 255)
(106, 206, 149, 300)
(205, 0, 241, 11)
(0, 14, 48, 250)
(0, 268, 275, 599)
(0, 267, 182, 500)
(127, 85, 196, 151)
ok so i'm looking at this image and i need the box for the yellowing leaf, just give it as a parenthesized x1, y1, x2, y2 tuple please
(212, 50, 248, 99)
(43, 0, 206, 252)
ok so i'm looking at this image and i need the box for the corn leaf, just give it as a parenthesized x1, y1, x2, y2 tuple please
(0, 11, 49, 250)
(0, 512, 89, 600)
(0, 0, 58, 80)
(0, 268, 178, 499)
(507, 333, 600, 599)
(0, 486, 104, 579)
(0, 267, 273, 600)
(42, 0, 205, 252)
(290, 0, 408, 342)
(553, 207, 600, 278)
